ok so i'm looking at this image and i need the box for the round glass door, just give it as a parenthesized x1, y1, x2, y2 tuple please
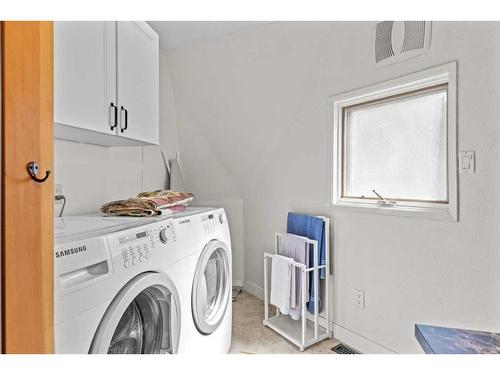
(108, 286, 168, 354)
(192, 240, 231, 335)
(90, 273, 181, 354)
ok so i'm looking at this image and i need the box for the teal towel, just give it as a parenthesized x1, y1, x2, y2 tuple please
(287, 212, 326, 314)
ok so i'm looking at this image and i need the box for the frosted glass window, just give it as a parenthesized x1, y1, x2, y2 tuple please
(343, 86, 448, 202)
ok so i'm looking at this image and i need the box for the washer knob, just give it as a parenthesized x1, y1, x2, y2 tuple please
(159, 227, 169, 244)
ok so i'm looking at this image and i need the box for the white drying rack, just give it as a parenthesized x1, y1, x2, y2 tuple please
(263, 216, 332, 351)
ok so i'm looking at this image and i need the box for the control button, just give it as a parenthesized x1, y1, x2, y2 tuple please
(132, 258, 137, 265)
(146, 252, 150, 259)
(139, 255, 144, 262)
(124, 261, 130, 269)
(219, 213, 224, 224)
(159, 227, 169, 244)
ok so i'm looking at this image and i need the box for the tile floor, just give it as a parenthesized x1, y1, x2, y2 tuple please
(229, 291, 339, 354)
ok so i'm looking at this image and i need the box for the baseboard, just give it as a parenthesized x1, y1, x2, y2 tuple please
(242, 283, 396, 354)
(232, 280, 244, 288)
(243, 280, 264, 300)
(333, 323, 397, 354)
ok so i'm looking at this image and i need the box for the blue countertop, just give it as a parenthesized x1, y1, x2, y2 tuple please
(415, 324, 500, 354)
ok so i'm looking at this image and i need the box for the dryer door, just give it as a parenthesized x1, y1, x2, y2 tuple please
(90, 272, 181, 354)
(192, 240, 231, 335)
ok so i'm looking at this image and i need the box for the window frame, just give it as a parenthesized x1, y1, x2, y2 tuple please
(330, 62, 458, 221)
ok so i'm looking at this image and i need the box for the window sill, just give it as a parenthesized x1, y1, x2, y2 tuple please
(331, 201, 457, 222)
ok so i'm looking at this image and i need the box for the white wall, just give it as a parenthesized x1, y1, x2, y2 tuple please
(166, 21, 500, 353)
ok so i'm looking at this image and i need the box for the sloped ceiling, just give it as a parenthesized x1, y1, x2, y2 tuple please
(148, 21, 272, 51)
(165, 22, 333, 197)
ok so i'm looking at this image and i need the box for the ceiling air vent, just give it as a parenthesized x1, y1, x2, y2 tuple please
(375, 21, 431, 66)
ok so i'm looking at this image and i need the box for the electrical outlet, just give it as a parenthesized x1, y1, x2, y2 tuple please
(355, 289, 365, 309)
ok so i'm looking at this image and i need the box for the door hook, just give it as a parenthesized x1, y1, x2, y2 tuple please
(27, 161, 50, 183)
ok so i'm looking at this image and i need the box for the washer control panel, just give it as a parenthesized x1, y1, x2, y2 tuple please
(158, 223, 176, 244)
(202, 212, 224, 235)
(111, 220, 176, 270)
(202, 214, 215, 235)
(120, 241, 151, 269)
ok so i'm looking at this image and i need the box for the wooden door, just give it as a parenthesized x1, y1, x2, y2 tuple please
(117, 21, 159, 144)
(1, 21, 54, 353)
(54, 21, 117, 136)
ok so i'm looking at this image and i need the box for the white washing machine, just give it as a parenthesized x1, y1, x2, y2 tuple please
(168, 207, 233, 354)
(54, 214, 187, 354)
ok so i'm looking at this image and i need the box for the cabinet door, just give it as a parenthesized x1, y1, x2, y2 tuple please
(54, 21, 117, 135)
(117, 22, 159, 144)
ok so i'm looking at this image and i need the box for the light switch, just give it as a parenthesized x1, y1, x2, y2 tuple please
(462, 156, 470, 169)
(459, 151, 475, 174)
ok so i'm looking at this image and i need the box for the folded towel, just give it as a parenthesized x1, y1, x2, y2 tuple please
(101, 190, 193, 217)
(280, 233, 308, 320)
(157, 205, 186, 216)
(136, 189, 192, 204)
(270, 254, 294, 314)
(287, 212, 326, 314)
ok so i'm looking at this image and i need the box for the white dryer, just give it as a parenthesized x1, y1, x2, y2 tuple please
(167, 207, 233, 354)
(54, 215, 185, 354)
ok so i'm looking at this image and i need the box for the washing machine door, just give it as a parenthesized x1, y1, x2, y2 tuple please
(192, 240, 231, 335)
(90, 272, 181, 354)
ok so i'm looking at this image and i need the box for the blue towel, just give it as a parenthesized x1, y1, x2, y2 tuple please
(287, 212, 326, 314)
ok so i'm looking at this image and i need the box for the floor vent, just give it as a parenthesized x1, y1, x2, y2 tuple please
(331, 343, 360, 354)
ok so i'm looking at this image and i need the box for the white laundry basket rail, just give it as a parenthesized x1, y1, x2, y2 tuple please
(263, 218, 332, 352)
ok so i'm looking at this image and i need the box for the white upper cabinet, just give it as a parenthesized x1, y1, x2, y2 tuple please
(117, 22, 159, 144)
(54, 22, 117, 135)
(54, 21, 159, 146)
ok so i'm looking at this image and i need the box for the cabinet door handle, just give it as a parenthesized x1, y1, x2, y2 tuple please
(120, 106, 128, 133)
(110, 103, 118, 130)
